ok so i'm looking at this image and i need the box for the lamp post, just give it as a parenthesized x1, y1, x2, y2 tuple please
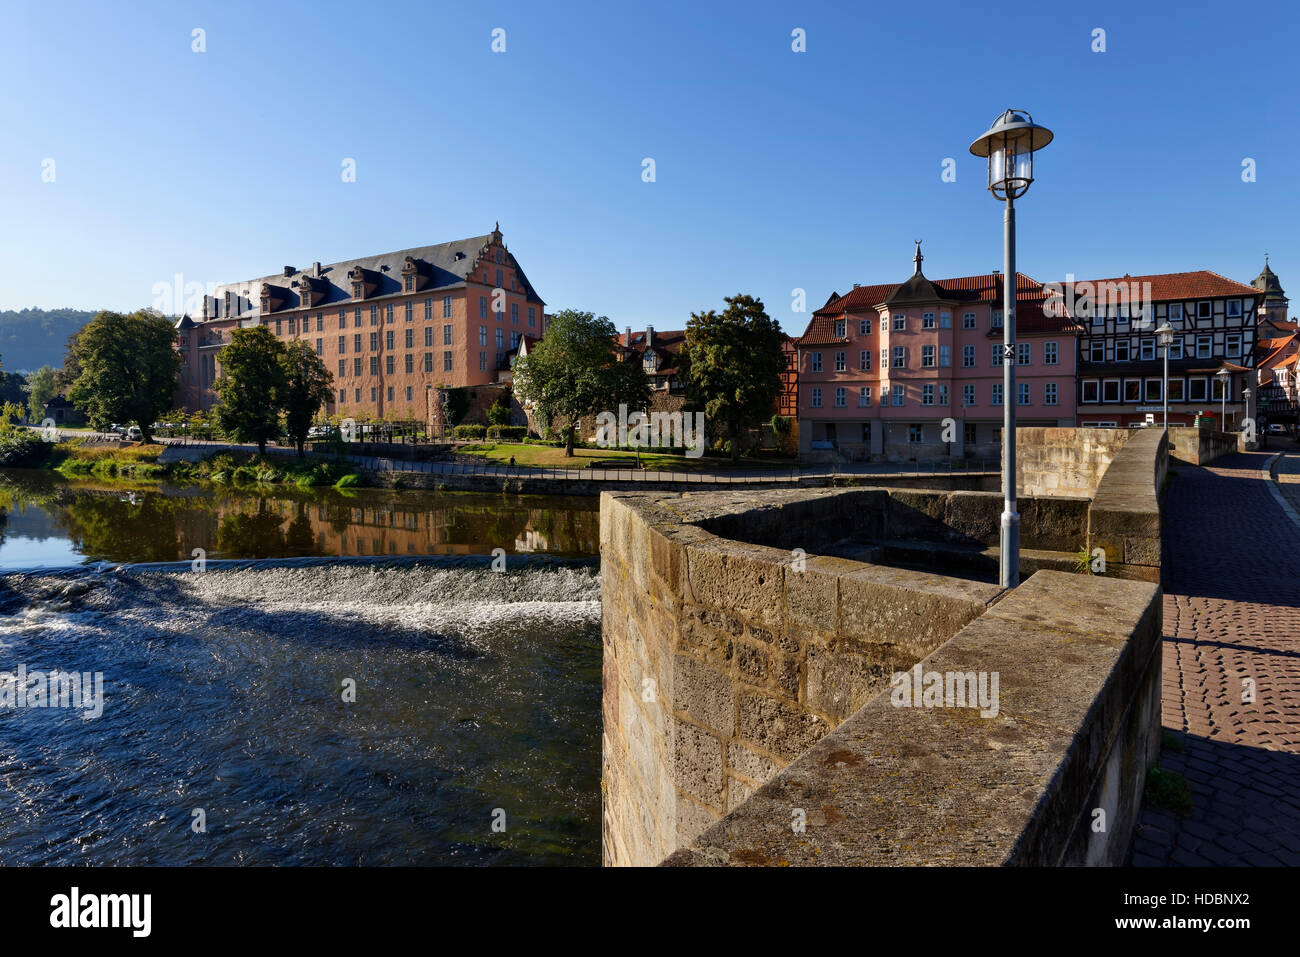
(969, 109, 1053, 589)
(1217, 368, 1230, 428)
(1244, 387, 1253, 441)
(1156, 323, 1174, 431)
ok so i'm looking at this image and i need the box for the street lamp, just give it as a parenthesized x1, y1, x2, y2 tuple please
(1244, 387, 1253, 439)
(1156, 323, 1174, 431)
(1216, 368, 1230, 428)
(970, 109, 1054, 589)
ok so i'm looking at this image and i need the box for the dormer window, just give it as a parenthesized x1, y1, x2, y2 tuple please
(833, 319, 846, 338)
(404, 276, 413, 292)
(643, 352, 657, 372)
(352, 282, 362, 299)
(261, 296, 270, 312)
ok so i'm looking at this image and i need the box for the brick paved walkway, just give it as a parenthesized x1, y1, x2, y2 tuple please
(1130, 450, 1300, 866)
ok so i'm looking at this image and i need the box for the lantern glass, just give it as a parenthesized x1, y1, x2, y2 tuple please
(1156, 323, 1174, 346)
(989, 140, 1033, 197)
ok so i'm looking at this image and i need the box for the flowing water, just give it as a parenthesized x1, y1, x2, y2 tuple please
(0, 471, 603, 865)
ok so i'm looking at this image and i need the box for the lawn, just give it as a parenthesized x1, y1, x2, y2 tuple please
(454, 442, 796, 472)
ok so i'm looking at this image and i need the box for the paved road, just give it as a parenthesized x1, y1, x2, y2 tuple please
(1130, 449, 1300, 866)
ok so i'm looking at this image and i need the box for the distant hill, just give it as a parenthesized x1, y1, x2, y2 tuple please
(0, 308, 99, 373)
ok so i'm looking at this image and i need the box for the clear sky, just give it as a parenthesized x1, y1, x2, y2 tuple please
(1, 0, 1296, 335)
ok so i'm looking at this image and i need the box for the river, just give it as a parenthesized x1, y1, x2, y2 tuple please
(0, 470, 603, 865)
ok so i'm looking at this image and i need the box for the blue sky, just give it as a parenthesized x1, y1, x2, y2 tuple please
(1, 0, 1296, 335)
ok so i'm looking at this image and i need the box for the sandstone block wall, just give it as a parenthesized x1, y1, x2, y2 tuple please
(599, 491, 1002, 866)
(1087, 428, 1167, 582)
(1168, 426, 1237, 466)
(664, 571, 1163, 866)
(1016, 427, 1135, 498)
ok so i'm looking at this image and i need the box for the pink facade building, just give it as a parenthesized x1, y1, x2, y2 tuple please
(795, 245, 1082, 462)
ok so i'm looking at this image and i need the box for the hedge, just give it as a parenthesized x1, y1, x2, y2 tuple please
(487, 425, 528, 441)
(453, 424, 487, 440)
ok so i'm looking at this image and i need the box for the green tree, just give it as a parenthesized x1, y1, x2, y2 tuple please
(65, 310, 182, 442)
(683, 294, 785, 463)
(513, 309, 649, 456)
(25, 365, 59, 421)
(214, 326, 287, 455)
(487, 388, 512, 426)
(281, 340, 335, 457)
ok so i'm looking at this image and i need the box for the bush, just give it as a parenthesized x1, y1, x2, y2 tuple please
(0, 431, 52, 467)
(334, 473, 361, 489)
(487, 425, 527, 441)
(454, 424, 487, 440)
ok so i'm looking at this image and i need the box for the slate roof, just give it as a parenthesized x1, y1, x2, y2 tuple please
(195, 231, 544, 323)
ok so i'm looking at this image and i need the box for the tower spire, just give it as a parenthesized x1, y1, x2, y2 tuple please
(913, 240, 924, 274)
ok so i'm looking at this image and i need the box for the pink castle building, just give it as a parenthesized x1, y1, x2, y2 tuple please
(795, 244, 1083, 462)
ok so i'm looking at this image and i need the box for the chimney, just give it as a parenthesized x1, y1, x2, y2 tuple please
(625, 326, 632, 347)
(646, 325, 654, 346)
(283, 265, 294, 277)
(314, 261, 322, 276)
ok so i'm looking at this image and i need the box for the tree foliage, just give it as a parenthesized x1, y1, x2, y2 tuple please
(513, 309, 649, 455)
(281, 340, 335, 456)
(683, 294, 785, 463)
(25, 365, 59, 421)
(65, 310, 182, 442)
(214, 326, 288, 455)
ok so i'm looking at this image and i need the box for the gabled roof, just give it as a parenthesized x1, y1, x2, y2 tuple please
(1258, 333, 1297, 367)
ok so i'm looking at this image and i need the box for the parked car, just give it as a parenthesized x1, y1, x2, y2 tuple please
(1267, 423, 1287, 435)
(307, 425, 336, 439)
(125, 426, 143, 441)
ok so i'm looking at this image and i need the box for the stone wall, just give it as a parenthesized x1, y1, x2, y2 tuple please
(1168, 426, 1237, 466)
(1016, 427, 1136, 498)
(663, 570, 1163, 866)
(599, 491, 1004, 866)
(1087, 428, 1167, 582)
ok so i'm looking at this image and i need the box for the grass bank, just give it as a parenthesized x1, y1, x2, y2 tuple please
(48, 441, 365, 489)
(454, 441, 796, 472)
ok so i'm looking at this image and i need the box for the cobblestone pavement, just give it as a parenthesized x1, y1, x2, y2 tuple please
(1130, 450, 1300, 866)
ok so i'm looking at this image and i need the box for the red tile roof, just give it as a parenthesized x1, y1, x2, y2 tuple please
(1062, 270, 1259, 301)
(800, 271, 1079, 344)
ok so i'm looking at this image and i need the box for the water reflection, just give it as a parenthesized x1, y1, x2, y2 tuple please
(0, 470, 599, 569)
